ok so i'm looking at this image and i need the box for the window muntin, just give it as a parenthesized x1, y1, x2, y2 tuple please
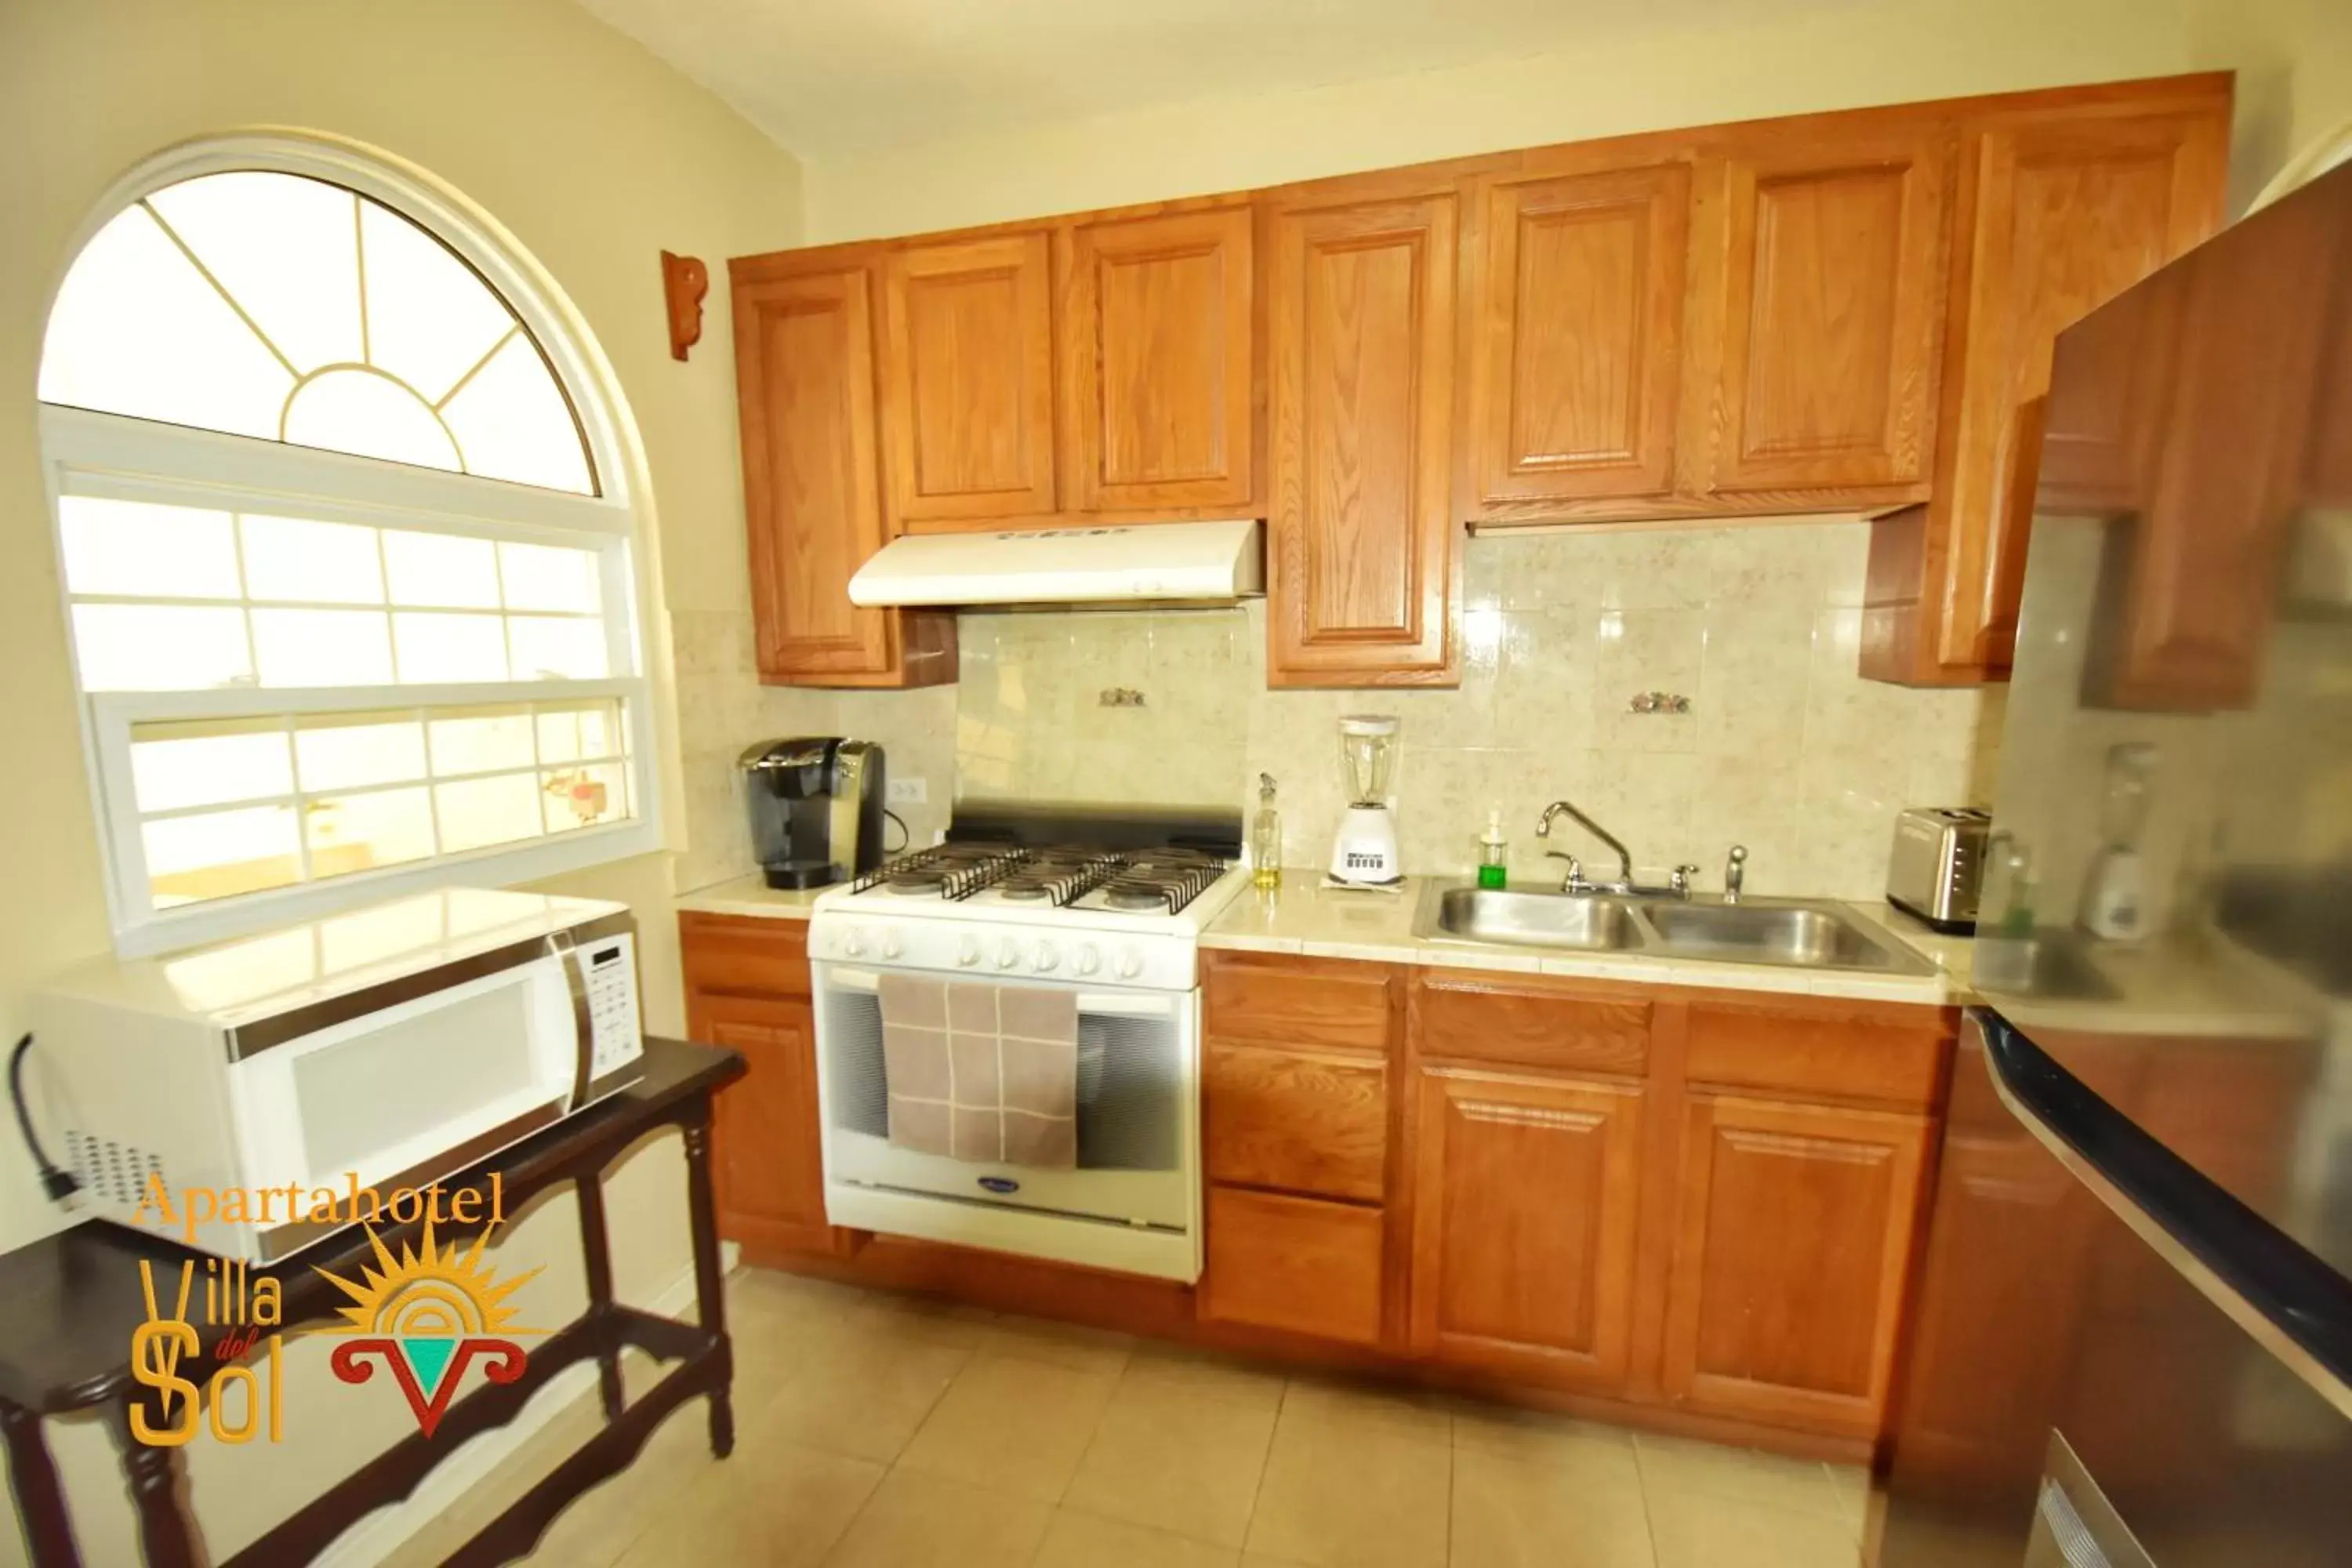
(40, 149, 653, 953)
(40, 171, 594, 495)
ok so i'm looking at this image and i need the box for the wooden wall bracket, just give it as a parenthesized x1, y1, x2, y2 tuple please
(661, 250, 709, 361)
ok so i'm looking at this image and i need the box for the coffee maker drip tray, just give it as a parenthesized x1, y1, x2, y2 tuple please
(764, 858, 845, 891)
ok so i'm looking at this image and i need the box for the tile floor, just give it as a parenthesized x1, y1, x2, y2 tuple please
(390, 1268, 1868, 1567)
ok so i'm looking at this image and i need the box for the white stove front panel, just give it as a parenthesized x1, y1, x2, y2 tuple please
(807, 909, 1197, 989)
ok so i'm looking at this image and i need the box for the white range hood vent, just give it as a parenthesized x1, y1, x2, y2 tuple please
(848, 519, 1265, 608)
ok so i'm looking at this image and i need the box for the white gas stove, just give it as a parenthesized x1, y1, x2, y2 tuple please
(805, 814, 1248, 1282)
(807, 838, 1253, 990)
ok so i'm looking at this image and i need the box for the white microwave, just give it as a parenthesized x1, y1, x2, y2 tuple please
(27, 888, 644, 1262)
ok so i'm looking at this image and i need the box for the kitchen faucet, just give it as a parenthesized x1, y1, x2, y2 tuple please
(1534, 800, 1701, 898)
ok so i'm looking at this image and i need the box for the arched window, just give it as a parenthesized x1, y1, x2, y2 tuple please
(38, 138, 656, 955)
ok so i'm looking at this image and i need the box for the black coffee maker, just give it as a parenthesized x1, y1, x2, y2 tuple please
(739, 738, 887, 889)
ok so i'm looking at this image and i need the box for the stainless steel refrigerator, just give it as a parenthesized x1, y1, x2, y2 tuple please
(1875, 165, 2352, 1564)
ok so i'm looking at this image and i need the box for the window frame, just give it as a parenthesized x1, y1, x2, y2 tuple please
(38, 134, 662, 957)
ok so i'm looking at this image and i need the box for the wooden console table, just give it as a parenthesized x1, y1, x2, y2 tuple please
(0, 1036, 744, 1567)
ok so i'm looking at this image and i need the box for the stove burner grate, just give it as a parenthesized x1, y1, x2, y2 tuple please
(853, 840, 1230, 911)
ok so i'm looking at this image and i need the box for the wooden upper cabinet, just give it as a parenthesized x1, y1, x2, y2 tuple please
(880, 232, 1058, 524)
(1862, 83, 2231, 684)
(1266, 186, 1458, 687)
(733, 260, 953, 688)
(1465, 162, 1692, 514)
(1661, 1093, 1929, 1437)
(1061, 206, 1255, 513)
(1409, 1064, 1646, 1391)
(1710, 129, 1951, 496)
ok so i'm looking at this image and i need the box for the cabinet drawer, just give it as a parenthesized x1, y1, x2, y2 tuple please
(1201, 1186, 1385, 1346)
(1413, 975, 1650, 1076)
(1685, 1000, 1950, 1109)
(1205, 957, 1392, 1054)
(1205, 1041, 1388, 1201)
(680, 913, 811, 999)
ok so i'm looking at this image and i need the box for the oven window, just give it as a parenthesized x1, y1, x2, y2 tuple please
(292, 979, 541, 1179)
(821, 985, 1178, 1171)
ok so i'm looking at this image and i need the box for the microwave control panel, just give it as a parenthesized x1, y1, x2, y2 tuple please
(575, 931, 642, 1073)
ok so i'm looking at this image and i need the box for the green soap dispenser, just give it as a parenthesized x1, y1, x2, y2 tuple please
(1477, 809, 1508, 889)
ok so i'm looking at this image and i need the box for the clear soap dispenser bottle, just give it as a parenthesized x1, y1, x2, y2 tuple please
(1478, 809, 1508, 889)
(1251, 773, 1283, 890)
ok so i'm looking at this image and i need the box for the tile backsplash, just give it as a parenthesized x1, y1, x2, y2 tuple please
(677, 519, 2004, 902)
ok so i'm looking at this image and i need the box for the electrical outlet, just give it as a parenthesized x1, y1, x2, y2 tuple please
(887, 777, 928, 806)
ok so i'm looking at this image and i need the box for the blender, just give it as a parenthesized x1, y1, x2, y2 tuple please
(1329, 714, 1403, 885)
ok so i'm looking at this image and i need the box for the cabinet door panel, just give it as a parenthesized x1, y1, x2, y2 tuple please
(1936, 111, 2227, 672)
(1662, 1093, 1928, 1436)
(735, 266, 897, 680)
(1715, 135, 1949, 492)
(695, 991, 839, 1257)
(1268, 192, 1457, 685)
(1471, 163, 1690, 505)
(1410, 1065, 1643, 1391)
(1202, 1186, 1386, 1346)
(882, 233, 1057, 522)
(1206, 1041, 1388, 1202)
(1064, 206, 1254, 511)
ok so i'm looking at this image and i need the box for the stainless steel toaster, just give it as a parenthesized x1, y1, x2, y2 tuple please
(1886, 808, 1991, 932)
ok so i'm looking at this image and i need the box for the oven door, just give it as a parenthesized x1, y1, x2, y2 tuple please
(811, 962, 1199, 1236)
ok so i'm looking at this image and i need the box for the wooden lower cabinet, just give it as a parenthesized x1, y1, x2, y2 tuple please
(1409, 1064, 1645, 1392)
(1660, 1092, 1931, 1438)
(695, 990, 840, 1258)
(1200, 1186, 1386, 1347)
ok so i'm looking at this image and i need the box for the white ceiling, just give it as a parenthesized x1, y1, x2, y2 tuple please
(578, 0, 1861, 158)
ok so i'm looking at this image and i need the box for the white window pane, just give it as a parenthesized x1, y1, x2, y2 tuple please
(281, 368, 460, 473)
(238, 515, 384, 604)
(59, 495, 241, 600)
(146, 172, 363, 375)
(129, 725, 292, 813)
(251, 608, 394, 687)
(535, 700, 623, 764)
(434, 773, 543, 854)
(428, 711, 535, 776)
(38, 203, 292, 440)
(307, 788, 436, 875)
(497, 541, 601, 612)
(393, 612, 507, 683)
(383, 530, 499, 608)
(543, 761, 628, 833)
(360, 201, 513, 404)
(143, 805, 300, 907)
(295, 716, 426, 793)
(441, 333, 593, 494)
(71, 604, 251, 691)
(506, 616, 606, 681)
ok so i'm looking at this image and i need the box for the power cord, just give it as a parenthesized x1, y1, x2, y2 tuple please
(9, 1034, 80, 1203)
(883, 808, 910, 855)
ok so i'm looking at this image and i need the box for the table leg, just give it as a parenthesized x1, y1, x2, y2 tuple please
(106, 1395, 198, 1568)
(574, 1174, 626, 1422)
(682, 1111, 733, 1459)
(2, 1401, 80, 1568)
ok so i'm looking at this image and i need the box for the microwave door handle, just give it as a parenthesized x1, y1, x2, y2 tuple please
(554, 933, 593, 1112)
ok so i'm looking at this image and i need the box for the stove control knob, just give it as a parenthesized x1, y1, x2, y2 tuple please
(956, 935, 982, 967)
(1031, 942, 1059, 973)
(1074, 942, 1102, 977)
(843, 925, 869, 959)
(996, 938, 1022, 970)
(1114, 946, 1144, 980)
(880, 927, 905, 960)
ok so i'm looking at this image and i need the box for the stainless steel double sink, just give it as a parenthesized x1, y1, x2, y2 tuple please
(1412, 882, 1935, 977)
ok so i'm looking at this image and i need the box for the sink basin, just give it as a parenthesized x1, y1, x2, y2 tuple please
(1418, 887, 1644, 951)
(1413, 882, 1934, 976)
(1640, 901, 1932, 975)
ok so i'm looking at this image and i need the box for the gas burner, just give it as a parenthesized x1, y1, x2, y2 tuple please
(1102, 884, 1173, 912)
(884, 870, 950, 895)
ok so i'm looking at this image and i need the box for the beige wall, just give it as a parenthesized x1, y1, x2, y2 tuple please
(2183, 0, 2352, 208)
(949, 524, 1999, 898)
(0, 0, 800, 1559)
(802, 0, 2193, 241)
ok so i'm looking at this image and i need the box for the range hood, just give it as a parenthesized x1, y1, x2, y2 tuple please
(848, 519, 1265, 608)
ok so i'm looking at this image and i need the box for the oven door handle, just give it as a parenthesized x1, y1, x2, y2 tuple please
(821, 967, 1177, 1017)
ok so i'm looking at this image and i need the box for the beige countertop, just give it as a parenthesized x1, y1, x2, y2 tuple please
(676, 873, 825, 920)
(1202, 876, 1972, 1007)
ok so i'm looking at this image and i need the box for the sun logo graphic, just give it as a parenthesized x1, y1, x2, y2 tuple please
(315, 1221, 544, 1437)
